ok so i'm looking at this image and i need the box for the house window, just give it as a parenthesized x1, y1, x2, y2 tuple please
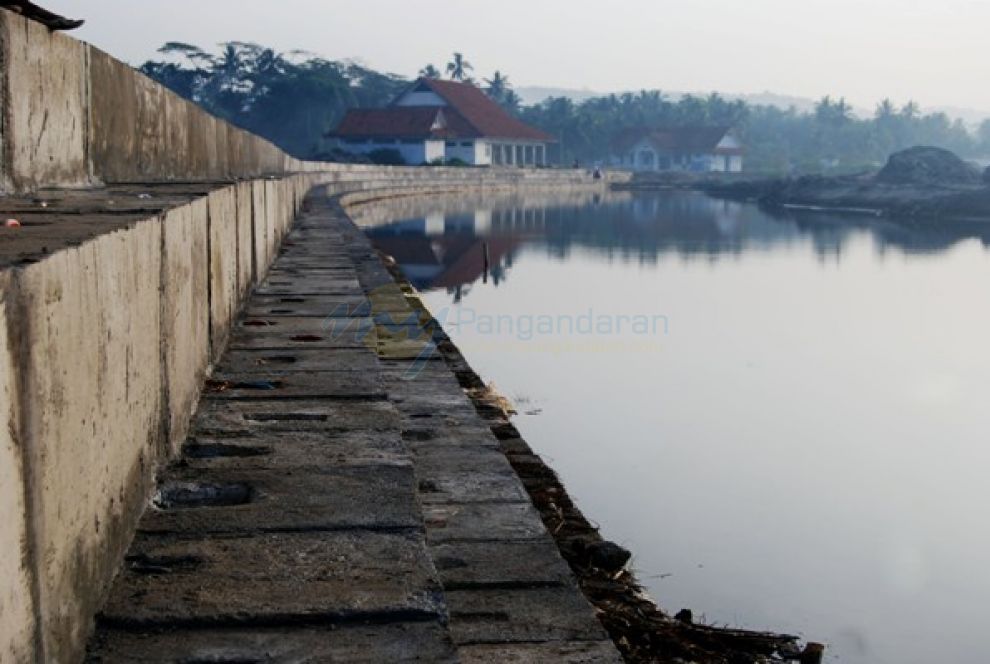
(460, 141, 472, 147)
(445, 141, 457, 148)
(400, 139, 418, 145)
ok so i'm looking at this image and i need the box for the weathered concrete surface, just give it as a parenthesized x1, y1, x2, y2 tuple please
(88, 622, 458, 663)
(0, 11, 90, 192)
(11, 219, 165, 663)
(84, 191, 618, 663)
(99, 532, 444, 627)
(139, 464, 421, 535)
(207, 187, 239, 362)
(161, 200, 210, 455)
(459, 641, 623, 663)
(0, 273, 36, 664)
(347, 195, 621, 661)
(0, 177, 329, 663)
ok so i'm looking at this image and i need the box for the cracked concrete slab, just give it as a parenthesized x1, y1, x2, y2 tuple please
(216, 348, 381, 374)
(181, 429, 408, 471)
(139, 464, 419, 534)
(193, 398, 400, 434)
(423, 503, 549, 544)
(431, 539, 576, 589)
(445, 587, 610, 645)
(203, 369, 385, 401)
(418, 472, 531, 504)
(255, 276, 364, 296)
(243, 295, 372, 318)
(87, 622, 459, 663)
(98, 532, 445, 628)
(458, 641, 622, 663)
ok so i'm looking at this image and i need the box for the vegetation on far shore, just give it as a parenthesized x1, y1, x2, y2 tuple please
(141, 42, 990, 173)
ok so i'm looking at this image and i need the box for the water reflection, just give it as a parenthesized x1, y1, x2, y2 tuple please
(357, 190, 990, 664)
(358, 190, 990, 296)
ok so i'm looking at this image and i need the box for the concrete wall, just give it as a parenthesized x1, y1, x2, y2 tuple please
(0, 174, 328, 663)
(0, 273, 37, 664)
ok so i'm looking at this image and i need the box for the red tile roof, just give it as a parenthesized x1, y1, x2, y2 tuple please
(330, 78, 553, 142)
(331, 107, 447, 139)
(418, 79, 554, 141)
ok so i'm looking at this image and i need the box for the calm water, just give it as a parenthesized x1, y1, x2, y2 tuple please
(357, 190, 990, 664)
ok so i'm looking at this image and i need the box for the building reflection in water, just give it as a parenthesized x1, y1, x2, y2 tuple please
(355, 189, 990, 296)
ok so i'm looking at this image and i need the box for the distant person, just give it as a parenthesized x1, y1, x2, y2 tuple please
(1, 1, 84, 30)
(572, 158, 580, 169)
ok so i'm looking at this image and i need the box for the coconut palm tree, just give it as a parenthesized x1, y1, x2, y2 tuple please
(484, 71, 510, 102)
(900, 100, 921, 121)
(419, 64, 441, 79)
(445, 53, 473, 81)
(875, 98, 896, 121)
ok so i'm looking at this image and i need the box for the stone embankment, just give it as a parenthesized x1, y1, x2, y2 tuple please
(83, 190, 620, 662)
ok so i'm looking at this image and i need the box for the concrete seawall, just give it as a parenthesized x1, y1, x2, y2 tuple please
(1, 176, 619, 663)
(0, 8, 630, 660)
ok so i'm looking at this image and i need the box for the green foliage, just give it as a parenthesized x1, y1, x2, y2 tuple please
(521, 92, 985, 173)
(140, 42, 406, 158)
(141, 43, 988, 173)
(419, 64, 441, 79)
(445, 52, 473, 82)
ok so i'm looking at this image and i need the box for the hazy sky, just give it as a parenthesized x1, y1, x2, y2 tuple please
(50, 0, 990, 112)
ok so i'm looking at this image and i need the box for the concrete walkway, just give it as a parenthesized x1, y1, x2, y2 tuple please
(86, 188, 620, 662)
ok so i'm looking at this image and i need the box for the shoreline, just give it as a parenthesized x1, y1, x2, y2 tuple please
(612, 169, 990, 224)
(356, 194, 825, 663)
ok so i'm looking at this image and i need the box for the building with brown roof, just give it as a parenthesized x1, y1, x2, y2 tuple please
(610, 126, 744, 173)
(330, 78, 554, 166)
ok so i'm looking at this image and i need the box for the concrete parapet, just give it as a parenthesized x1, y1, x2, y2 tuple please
(0, 11, 90, 192)
(0, 178, 304, 662)
(0, 272, 37, 664)
(8, 218, 164, 662)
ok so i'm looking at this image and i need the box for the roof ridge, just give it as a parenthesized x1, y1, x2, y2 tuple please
(421, 78, 487, 136)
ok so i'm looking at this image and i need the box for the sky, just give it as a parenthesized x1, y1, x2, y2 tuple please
(48, 0, 990, 114)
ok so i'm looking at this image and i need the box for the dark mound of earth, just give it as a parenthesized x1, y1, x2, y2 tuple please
(876, 146, 981, 186)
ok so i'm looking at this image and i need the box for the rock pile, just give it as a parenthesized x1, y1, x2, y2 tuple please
(875, 146, 982, 186)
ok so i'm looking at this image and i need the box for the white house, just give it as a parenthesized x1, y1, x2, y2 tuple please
(330, 78, 554, 166)
(610, 126, 744, 173)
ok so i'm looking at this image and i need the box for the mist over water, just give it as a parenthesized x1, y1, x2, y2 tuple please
(360, 190, 990, 663)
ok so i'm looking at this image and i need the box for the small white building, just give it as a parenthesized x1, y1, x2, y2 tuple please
(330, 78, 554, 166)
(610, 126, 744, 173)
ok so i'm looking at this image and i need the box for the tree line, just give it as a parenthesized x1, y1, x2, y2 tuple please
(141, 43, 990, 173)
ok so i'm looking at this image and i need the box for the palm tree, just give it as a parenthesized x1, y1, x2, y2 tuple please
(501, 89, 522, 114)
(875, 98, 896, 121)
(445, 52, 473, 81)
(419, 64, 441, 79)
(484, 71, 509, 102)
(814, 95, 851, 127)
(900, 100, 920, 121)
